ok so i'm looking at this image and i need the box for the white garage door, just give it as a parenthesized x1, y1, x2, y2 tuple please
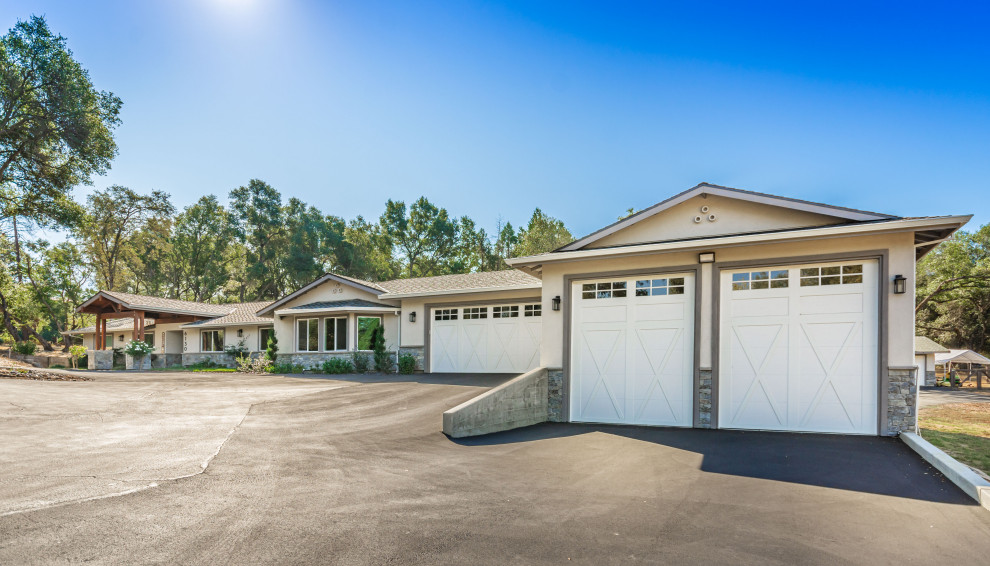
(430, 303, 542, 373)
(719, 260, 879, 434)
(570, 273, 695, 427)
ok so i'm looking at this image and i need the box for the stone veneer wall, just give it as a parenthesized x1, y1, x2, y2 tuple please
(276, 352, 367, 370)
(924, 370, 937, 387)
(182, 352, 236, 368)
(399, 346, 425, 372)
(698, 369, 713, 428)
(887, 367, 918, 435)
(547, 368, 564, 422)
(87, 350, 113, 370)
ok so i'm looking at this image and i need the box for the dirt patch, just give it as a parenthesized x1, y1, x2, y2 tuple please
(0, 369, 91, 382)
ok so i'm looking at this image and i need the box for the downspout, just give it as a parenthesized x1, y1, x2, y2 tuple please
(395, 310, 401, 373)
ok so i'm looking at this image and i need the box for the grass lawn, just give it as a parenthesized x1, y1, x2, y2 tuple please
(919, 403, 990, 476)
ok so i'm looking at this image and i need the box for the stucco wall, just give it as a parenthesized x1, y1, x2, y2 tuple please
(591, 194, 846, 249)
(397, 288, 542, 348)
(539, 231, 917, 371)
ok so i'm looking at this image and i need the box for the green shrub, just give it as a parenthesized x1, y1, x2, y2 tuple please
(398, 354, 416, 374)
(224, 339, 249, 358)
(123, 340, 153, 358)
(268, 362, 305, 374)
(68, 344, 88, 369)
(236, 355, 271, 374)
(322, 357, 355, 374)
(192, 368, 237, 373)
(189, 359, 222, 370)
(265, 333, 279, 362)
(50, 363, 66, 369)
(352, 352, 370, 373)
(14, 341, 37, 355)
(371, 325, 394, 372)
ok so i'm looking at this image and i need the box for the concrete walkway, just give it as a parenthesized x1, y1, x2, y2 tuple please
(919, 387, 990, 408)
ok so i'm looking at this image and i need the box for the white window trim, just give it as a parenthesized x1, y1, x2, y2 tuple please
(201, 329, 224, 352)
(258, 326, 274, 352)
(356, 315, 383, 352)
(297, 317, 321, 352)
(324, 316, 348, 352)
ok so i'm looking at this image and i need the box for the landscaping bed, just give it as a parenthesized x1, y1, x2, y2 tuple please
(919, 402, 990, 477)
(0, 368, 91, 381)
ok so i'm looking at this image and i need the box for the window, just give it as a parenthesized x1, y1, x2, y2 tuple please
(493, 305, 519, 318)
(144, 332, 155, 347)
(202, 330, 224, 352)
(104, 334, 113, 349)
(582, 281, 627, 299)
(259, 327, 274, 351)
(325, 317, 347, 351)
(524, 304, 541, 317)
(732, 270, 788, 291)
(297, 318, 319, 352)
(800, 264, 863, 287)
(435, 308, 458, 321)
(635, 277, 686, 296)
(357, 316, 382, 350)
(463, 307, 487, 319)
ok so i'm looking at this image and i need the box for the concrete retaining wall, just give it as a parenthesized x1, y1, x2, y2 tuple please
(443, 367, 548, 438)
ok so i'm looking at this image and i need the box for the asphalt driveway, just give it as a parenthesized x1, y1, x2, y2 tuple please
(1, 371, 988, 565)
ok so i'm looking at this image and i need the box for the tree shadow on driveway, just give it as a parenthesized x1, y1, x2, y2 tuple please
(452, 422, 977, 505)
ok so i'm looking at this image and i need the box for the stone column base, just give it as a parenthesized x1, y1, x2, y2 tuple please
(125, 354, 151, 370)
(88, 350, 114, 370)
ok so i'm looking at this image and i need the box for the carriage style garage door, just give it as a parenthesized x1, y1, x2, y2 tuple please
(570, 273, 695, 427)
(719, 260, 879, 434)
(430, 303, 542, 373)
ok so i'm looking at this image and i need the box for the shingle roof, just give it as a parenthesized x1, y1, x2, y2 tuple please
(915, 335, 950, 354)
(333, 274, 386, 292)
(66, 318, 157, 335)
(182, 302, 274, 328)
(96, 291, 235, 316)
(282, 299, 398, 311)
(376, 270, 541, 296)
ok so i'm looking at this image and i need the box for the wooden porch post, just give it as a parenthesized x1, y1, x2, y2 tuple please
(96, 313, 102, 350)
(101, 318, 108, 350)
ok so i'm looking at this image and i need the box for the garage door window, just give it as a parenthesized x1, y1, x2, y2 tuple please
(800, 264, 863, 287)
(297, 318, 319, 352)
(324, 317, 347, 351)
(635, 277, 685, 296)
(582, 281, 626, 299)
(464, 307, 487, 319)
(732, 270, 788, 291)
(435, 308, 458, 320)
(524, 304, 541, 317)
(493, 306, 519, 318)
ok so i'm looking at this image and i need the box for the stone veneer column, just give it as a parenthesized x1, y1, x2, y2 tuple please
(697, 369, 713, 428)
(88, 349, 113, 370)
(547, 368, 564, 422)
(887, 367, 918, 435)
(924, 370, 937, 387)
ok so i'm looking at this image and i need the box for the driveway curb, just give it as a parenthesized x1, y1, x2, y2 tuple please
(901, 431, 990, 511)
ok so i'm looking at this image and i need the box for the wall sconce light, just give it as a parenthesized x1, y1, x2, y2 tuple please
(237, 329, 244, 337)
(409, 311, 416, 323)
(893, 274, 907, 294)
(698, 252, 715, 263)
(118, 334, 124, 342)
(551, 296, 561, 311)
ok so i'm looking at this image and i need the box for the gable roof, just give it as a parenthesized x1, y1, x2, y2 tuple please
(181, 302, 274, 328)
(77, 290, 236, 317)
(65, 318, 157, 335)
(558, 182, 899, 252)
(376, 270, 541, 298)
(279, 299, 398, 311)
(256, 273, 386, 316)
(915, 336, 950, 354)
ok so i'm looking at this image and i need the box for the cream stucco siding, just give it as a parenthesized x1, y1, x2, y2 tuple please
(397, 288, 543, 348)
(591, 194, 848, 249)
(538, 231, 916, 370)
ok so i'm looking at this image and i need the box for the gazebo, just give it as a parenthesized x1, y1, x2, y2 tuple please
(935, 349, 990, 389)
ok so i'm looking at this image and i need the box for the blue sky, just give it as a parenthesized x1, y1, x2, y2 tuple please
(5, 0, 990, 238)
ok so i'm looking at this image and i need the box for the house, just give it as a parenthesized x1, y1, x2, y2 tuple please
(914, 336, 950, 387)
(75, 183, 970, 436)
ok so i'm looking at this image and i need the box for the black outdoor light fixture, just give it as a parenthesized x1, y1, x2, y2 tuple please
(698, 252, 715, 263)
(237, 328, 244, 337)
(893, 274, 907, 294)
(409, 311, 416, 323)
(551, 296, 561, 311)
